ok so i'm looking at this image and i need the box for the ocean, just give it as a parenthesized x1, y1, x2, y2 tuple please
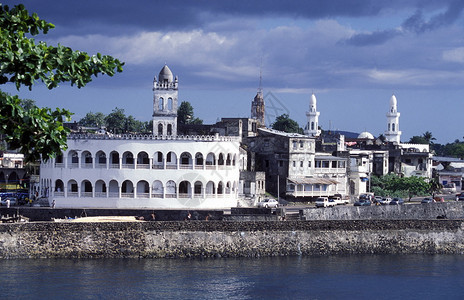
(0, 254, 463, 299)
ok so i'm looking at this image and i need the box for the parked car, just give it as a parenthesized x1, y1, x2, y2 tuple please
(378, 197, 392, 205)
(257, 198, 279, 208)
(421, 197, 435, 204)
(373, 196, 383, 204)
(456, 193, 464, 201)
(315, 197, 336, 208)
(389, 197, 404, 205)
(354, 199, 371, 206)
(331, 197, 349, 205)
(0, 197, 17, 206)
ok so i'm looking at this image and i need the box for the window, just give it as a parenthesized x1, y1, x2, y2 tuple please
(299, 141, 304, 148)
(293, 141, 297, 149)
(265, 160, 269, 168)
(293, 161, 296, 167)
(332, 161, 337, 168)
(167, 124, 172, 136)
(158, 123, 163, 135)
(300, 161, 303, 167)
(308, 161, 311, 168)
(322, 161, 329, 168)
(159, 97, 164, 110)
(311, 122, 314, 130)
(392, 123, 396, 131)
(279, 161, 283, 167)
(338, 161, 345, 168)
(168, 98, 173, 110)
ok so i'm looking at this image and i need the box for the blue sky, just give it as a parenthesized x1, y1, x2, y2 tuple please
(4, 0, 464, 144)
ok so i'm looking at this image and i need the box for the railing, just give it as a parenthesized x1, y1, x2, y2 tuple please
(152, 164, 164, 169)
(136, 193, 150, 198)
(151, 193, 163, 198)
(69, 163, 79, 169)
(82, 163, 93, 168)
(179, 164, 193, 170)
(166, 164, 177, 169)
(95, 192, 107, 198)
(68, 192, 78, 197)
(68, 133, 241, 142)
(108, 192, 119, 198)
(81, 192, 93, 197)
(55, 163, 65, 168)
(121, 193, 134, 198)
(54, 191, 65, 197)
(178, 193, 191, 198)
(96, 163, 107, 168)
(136, 164, 150, 169)
(109, 164, 119, 169)
(122, 164, 135, 169)
(165, 193, 177, 198)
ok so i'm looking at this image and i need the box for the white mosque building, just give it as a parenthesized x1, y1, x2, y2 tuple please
(39, 65, 241, 209)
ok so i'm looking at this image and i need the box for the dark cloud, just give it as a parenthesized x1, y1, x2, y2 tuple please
(342, 0, 464, 46)
(7, 0, 458, 36)
(343, 29, 400, 46)
(402, 0, 464, 33)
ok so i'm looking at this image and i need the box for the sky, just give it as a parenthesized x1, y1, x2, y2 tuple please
(3, 0, 464, 144)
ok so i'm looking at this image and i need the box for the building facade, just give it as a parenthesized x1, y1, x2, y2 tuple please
(40, 65, 242, 209)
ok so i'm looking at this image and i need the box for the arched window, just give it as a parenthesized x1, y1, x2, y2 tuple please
(158, 123, 163, 136)
(167, 124, 172, 135)
(392, 123, 396, 132)
(311, 121, 315, 130)
(159, 97, 164, 110)
(168, 98, 173, 110)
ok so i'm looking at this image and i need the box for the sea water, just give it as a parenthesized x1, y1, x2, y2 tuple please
(0, 255, 463, 299)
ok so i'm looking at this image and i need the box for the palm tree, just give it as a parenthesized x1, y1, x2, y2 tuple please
(422, 131, 436, 144)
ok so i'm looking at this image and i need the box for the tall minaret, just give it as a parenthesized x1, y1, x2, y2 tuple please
(384, 94, 401, 144)
(251, 69, 265, 126)
(304, 93, 321, 137)
(152, 64, 178, 136)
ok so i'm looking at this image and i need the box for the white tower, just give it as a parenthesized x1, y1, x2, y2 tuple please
(384, 94, 401, 144)
(153, 65, 178, 136)
(304, 93, 321, 137)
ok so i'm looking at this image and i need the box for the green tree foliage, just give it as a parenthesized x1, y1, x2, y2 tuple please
(408, 131, 436, 145)
(271, 114, 303, 134)
(79, 112, 106, 128)
(177, 101, 203, 125)
(78, 109, 152, 134)
(104, 107, 126, 134)
(370, 174, 432, 200)
(0, 4, 123, 162)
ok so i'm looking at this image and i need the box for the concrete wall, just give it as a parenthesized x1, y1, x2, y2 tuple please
(300, 202, 464, 220)
(0, 220, 464, 258)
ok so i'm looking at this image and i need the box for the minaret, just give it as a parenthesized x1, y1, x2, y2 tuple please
(304, 93, 321, 137)
(152, 64, 178, 136)
(251, 69, 265, 126)
(384, 94, 401, 144)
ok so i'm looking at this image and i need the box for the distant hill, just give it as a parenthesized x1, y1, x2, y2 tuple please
(322, 130, 361, 139)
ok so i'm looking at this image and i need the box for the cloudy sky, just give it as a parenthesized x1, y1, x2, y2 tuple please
(4, 0, 464, 143)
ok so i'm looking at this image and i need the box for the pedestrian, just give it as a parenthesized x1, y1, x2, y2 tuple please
(52, 199, 56, 208)
(6, 198, 10, 208)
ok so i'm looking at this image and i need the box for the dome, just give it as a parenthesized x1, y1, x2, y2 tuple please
(158, 65, 173, 83)
(358, 131, 374, 139)
(310, 93, 317, 107)
(390, 94, 397, 107)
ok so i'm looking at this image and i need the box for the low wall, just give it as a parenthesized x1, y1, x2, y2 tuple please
(300, 202, 464, 220)
(0, 220, 464, 258)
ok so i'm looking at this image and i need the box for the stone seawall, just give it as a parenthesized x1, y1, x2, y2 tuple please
(1, 220, 464, 259)
(300, 202, 464, 220)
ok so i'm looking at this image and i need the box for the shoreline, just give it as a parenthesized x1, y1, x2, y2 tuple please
(0, 219, 463, 259)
